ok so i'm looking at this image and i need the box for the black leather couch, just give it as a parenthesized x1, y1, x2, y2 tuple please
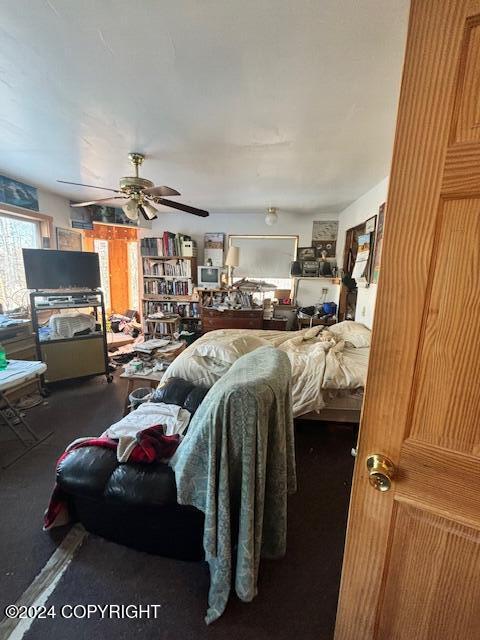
(57, 378, 208, 561)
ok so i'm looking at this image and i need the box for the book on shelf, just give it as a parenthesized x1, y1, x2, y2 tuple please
(140, 233, 197, 258)
(142, 258, 192, 277)
(143, 300, 200, 318)
(143, 279, 193, 296)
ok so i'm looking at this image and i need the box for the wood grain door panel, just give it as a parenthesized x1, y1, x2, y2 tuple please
(408, 198, 480, 452)
(335, 2, 480, 639)
(377, 504, 480, 640)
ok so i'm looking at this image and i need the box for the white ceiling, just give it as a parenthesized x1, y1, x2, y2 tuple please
(0, 0, 409, 214)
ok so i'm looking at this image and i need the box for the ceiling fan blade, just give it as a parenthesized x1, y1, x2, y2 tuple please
(154, 197, 209, 217)
(57, 180, 121, 193)
(143, 185, 181, 197)
(71, 196, 128, 207)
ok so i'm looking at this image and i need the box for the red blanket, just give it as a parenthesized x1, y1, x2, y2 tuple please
(44, 425, 180, 530)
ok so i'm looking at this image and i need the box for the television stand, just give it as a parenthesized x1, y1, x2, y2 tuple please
(29, 290, 111, 384)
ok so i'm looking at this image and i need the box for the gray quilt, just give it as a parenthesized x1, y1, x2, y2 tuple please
(169, 345, 297, 623)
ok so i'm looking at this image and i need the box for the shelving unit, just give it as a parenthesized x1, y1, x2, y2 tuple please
(140, 239, 200, 336)
(30, 290, 111, 384)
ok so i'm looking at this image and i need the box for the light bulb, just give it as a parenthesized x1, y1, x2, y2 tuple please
(142, 201, 159, 220)
(265, 207, 278, 225)
(122, 199, 139, 221)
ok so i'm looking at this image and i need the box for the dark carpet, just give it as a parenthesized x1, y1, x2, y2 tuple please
(0, 374, 355, 640)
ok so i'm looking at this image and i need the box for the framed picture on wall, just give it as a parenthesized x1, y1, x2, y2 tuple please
(312, 220, 338, 258)
(372, 203, 386, 284)
(365, 215, 376, 234)
(298, 246, 316, 260)
(204, 232, 225, 266)
(56, 227, 82, 252)
(0, 175, 39, 211)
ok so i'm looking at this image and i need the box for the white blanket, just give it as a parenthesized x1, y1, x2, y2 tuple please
(105, 403, 191, 461)
(106, 402, 191, 438)
(161, 322, 370, 417)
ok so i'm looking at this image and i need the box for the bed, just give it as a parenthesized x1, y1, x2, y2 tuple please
(160, 321, 371, 422)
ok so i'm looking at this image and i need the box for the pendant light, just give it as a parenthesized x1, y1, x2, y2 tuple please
(142, 201, 159, 220)
(122, 198, 139, 221)
(265, 206, 278, 225)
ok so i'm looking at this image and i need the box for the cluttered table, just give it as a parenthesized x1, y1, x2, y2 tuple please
(120, 338, 186, 415)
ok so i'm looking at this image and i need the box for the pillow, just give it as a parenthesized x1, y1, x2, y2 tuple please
(328, 321, 371, 348)
(192, 334, 269, 364)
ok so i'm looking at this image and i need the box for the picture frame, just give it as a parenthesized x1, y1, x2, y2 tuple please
(312, 220, 338, 242)
(372, 203, 386, 284)
(0, 174, 39, 211)
(365, 215, 376, 234)
(56, 227, 83, 252)
(204, 232, 225, 266)
(298, 246, 316, 260)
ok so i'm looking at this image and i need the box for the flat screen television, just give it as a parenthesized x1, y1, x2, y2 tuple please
(22, 249, 101, 290)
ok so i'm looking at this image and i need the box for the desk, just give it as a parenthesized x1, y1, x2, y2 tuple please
(120, 341, 186, 415)
(0, 360, 51, 468)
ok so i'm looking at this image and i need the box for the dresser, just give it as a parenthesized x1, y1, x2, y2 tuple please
(201, 308, 264, 333)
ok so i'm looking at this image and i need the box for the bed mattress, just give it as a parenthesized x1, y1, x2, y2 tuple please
(161, 323, 371, 418)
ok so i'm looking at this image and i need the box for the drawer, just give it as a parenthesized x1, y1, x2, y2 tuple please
(202, 309, 262, 319)
(202, 318, 263, 331)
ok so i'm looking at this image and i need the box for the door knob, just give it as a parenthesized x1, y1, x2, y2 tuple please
(366, 454, 395, 492)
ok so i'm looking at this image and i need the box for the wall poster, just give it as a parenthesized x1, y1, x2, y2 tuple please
(312, 220, 338, 258)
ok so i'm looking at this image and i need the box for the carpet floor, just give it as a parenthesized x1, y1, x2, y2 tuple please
(0, 373, 356, 640)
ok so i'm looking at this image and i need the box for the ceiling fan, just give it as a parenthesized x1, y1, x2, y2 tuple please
(58, 152, 209, 220)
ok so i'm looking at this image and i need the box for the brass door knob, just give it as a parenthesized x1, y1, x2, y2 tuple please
(366, 454, 395, 492)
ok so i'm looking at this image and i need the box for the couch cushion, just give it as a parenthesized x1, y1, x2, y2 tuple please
(151, 377, 195, 406)
(57, 446, 177, 508)
(57, 447, 118, 497)
(183, 386, 209, 415)
(104, 463, 177, 506)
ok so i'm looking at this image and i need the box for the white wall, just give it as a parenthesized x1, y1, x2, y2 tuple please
(336, 177, 389, 328)
(146, 210, 338, 264)
(37, 189, 72, 229)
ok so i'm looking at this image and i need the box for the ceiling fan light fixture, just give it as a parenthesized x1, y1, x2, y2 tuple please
(122, 198, 139, 221)
(142, 201, 159, 220)
(265, 206, 278, 226)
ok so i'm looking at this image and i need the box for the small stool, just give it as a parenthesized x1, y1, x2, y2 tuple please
(146, 316, 180, 339)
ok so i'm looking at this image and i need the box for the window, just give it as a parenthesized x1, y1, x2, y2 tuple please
(228, 234, 297, 298)
(0, 213, 40, 311)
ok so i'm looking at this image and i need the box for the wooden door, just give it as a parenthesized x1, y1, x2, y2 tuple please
(335, 2, 480, 639)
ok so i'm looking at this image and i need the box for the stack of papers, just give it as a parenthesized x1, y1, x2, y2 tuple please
(134, 339, 170, 353)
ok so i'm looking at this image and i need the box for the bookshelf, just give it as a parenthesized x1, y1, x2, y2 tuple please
(140, 235, 200, 336)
